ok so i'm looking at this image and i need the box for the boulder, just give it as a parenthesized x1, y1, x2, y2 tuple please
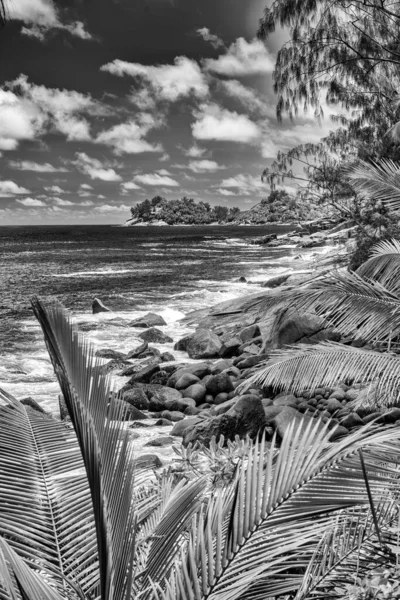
(273, 395, 298, 408)
(262, 274, 290, 288)
(175, 373, 200, 390)
(127, 358, 162, 384)
(138, 347, 161, 359)
(127, 342, 148, 359)
(164, 397, 196, 412)
(150, 370, 170, 386)
(325, 398, 342, 413)
(95, 348, 127, 360)
(96, 359, 132, 376)
(92, 298, 111, 314)
(170, 416, 202, 437)
(130, 312, 167, 328)
(210, 398, 237, 416)
(145, 436, 174, 447)
(271, 309, 324, 348)
(264, 405, 285, 425)
(329, 426, 349, 441)
(205, 373, 234, 397)
(239, 325, 261, 343)
(167, 363, 211, 388)
(273, 407, 320, 440)
(155, 418, 173, 426)
(161, 410, 185, 422)
(340, 413, 364, 428)
(121, 387, 149, 410)
(150, 386, 182, 408)
(182, 393, 266, 447)
(219, 338, 242, 358)
(377, 408, 400, 424)
(187, 329, 222, 359)
(236, 354, 269, 370)
(161, 352, 175, 362)
(214, 393, 229, 405)
(133, 454, 163, 469)
(184, 384, 207, 405)
(110, 399, 148, 421)
(184, 406, 202, 416)
(20, 397, 46, 414)
(210, 359, 233, 375)
(329, 389, 346, 401)
(174, 335, 193, 352)
(138, 328, 173, 344)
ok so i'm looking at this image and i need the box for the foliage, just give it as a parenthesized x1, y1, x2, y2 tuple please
(130, 197, 241, 225)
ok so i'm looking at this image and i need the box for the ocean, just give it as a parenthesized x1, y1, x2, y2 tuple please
(0, 224, 331, 454)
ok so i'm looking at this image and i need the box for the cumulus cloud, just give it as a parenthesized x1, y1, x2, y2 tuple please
(97, 203, 131, 213)
(9, 160, 68, 172)
(192, 103, 261, 143)
(2, 75, 107, 148)
(133, 173, 179, 186)
(74, 153, 122, 181)
(203, 38, 274, 77)
(221, 80, 273, 117)
(121, 181, 142, 193)
(80, 183, 93, 190)
(188, 160, 225, 173)
(197, 27, 225, 49)
(96, 117, 163, 154)
(0, 180, 30, 197)
(186, 145, 207, 158)
(45, 185, 68, 194)
(52, 197, 74, 206)
(10, 0, 93, 41)
(16, 197, 45, 206)
(218, 174, 267, 196)
(101, 56, 209, 103)
(215, 188, 237, 196)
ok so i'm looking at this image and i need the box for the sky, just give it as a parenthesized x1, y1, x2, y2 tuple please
(0, 0, 337, 225)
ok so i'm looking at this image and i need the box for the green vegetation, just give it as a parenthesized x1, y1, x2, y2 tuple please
(129, 196, 241, 225)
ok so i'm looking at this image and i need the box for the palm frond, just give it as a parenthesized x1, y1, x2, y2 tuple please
(0, 536, 65, 600)
(239, 341, 400, 407)
(294, 503, 398, 599)
(31, 298, 136, 600)
(357, 238, 400, 294)
(291, 270, 400, 344)
(0, 388, 96, 598)
(345, 159, 400, 211)
(159, 423, 400, 600)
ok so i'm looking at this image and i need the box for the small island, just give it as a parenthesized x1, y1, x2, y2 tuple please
(124, 191, 323, 226)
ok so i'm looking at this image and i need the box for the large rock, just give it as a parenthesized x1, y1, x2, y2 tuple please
(183, 394, 266, 447)
(205, 373, 234, 397)
(272, 407, 320, 439)
(149, 386, 182, 411)
(239, 325, 261, 343)
(236, 354, 269, 370)
(167, 363, 211, 387)
(219, 338, 242, 358)
(96, 359, 132, 376)
(186, 329, 222, 359)
(184, 384, 207, 405)
(121, 387, 149, 410)
(264, 307, 324, 350)
(130, 312, 167, 328)
(164, 397, 196, 412)
(127, 358, 162, 384)
(170, 416, 202, 437)
(95, 348, 127, 360)
(174, 335, 193, 352)
(127, 342, 148, 359)
(110, 399, 148, 421)
(175, 373, 200, 390)
(138, 328, 173, 344)
(92, 298, 111, 314)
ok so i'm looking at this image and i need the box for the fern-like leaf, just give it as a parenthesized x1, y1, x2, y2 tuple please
(357, 238, 400, 295)
(346, 159, 400, 212)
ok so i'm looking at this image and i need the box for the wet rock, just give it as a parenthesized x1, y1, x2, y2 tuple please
(238, 276, 247, 283)
(262, 274, 290, 288)
(138, 347, 162, 359)
(96, 359, 132, 376)
(219, 338, 242, 358)
(175, 373, 200, 391)
(128, 358, 162, 384)
(210, 359, 233, 375)
(273, 407, 320, 440)
(129, 421, 153, 428)
(184, 384, 207, 405)
(150, 386, 182, 408)
(187, 329, 222, 359)
(325, 399, 342, 413)
(273, 395, 298, 408)
(240, 344, 260, 356)
(161, 410, 185, 422)
(236, 354, 269, 370)
(210, 398, 237, 416)
(161, 352, 175, 362)
(167, 363, 211, 387)
(128, 430, 141, 441)
(121, 387, 149, 410)
(139, 328, 173, 344)
(174, 335, 192, 352)
(110, 399, 148, 421)
(149, 370, 169, 386)
(362, 411, 382, 424)
(170, 416, 202, 437)
(329, 389, 346, 401)
(20, 397, 46, 414)
(264, 405, 284, 424)
(155, 418, 173, 426)
(223, 366, 241, 379)
(184, 406, 202, 416)
(95, 348, 127, 360)
(214, 392, 229, 405)
(205, 373, 234, 397)
(239, 325, 261, 343)
(329, 426, 349, 441)
(378, 408, 400, 424)
(127, 342, 148, 359)
(165, 397, 196, 412)
(130, 312, 167, 328)
(133, 454, 163, 469)
(340, 413, 364, 428)
(92, 298, 111, 314)
(145, 436, 174, 447)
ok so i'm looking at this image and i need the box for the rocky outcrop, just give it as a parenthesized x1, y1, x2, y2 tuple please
(138, 328, 173, 344)
(92, 298, 111, 314)
(186, 329, 222, 359)
(129, 312, 167, 328)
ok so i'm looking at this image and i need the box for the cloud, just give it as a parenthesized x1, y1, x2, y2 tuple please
(45, 185, 68, 194)
(0, 180, 30, 197)
(218, 174, 267, 196)
(0, 89, 44, 151)
(52, 197, 74, 206)
(133, 173, 179, 186)
(97, 204, 131, 213)
(197, 27, 225, 49)
(192, 103, 261, 143)
(188, 160, 225, 173)
(203, 38, 274, 77)
(101, 56, 209, 103)
(10, 0, 93, 41)
(9, 160, 69, 172)
(221, 80, 273, 117)
(74, 153, 122, 181)
(121, 181, 142, 193)
(80, 183, 93, 190)
(96, 117, 163, 154)
(186, 145, 207, 158)
(16, 197, 45, 206)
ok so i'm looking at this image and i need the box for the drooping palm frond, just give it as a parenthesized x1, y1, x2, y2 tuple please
(0, 536, 65, 600)
(156, 422, 400, 600)
(294, 503, 398, 599)
(240, 341, 400, 406)
(357, 238, 400, 295)
(0, 1, 7, 28)
(0, 388, 96, 598)
(31, 298, 136, 600)
(291, 270, 400, 344)
(345, 159, 400, 212)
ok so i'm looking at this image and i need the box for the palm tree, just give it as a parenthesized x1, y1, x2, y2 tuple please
(1, 300, 400, 600)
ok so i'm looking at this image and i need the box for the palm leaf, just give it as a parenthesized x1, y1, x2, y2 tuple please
(30, 298, 136, 600)
(294, 504, 397, 599)
(0, 389, 96, 598)
(158, 423, 400, 600)
(239, 341, 400, 407)
(357, 238, 400, 295)
(345, 159, 400, 211)
(291, 270, 400, 344)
